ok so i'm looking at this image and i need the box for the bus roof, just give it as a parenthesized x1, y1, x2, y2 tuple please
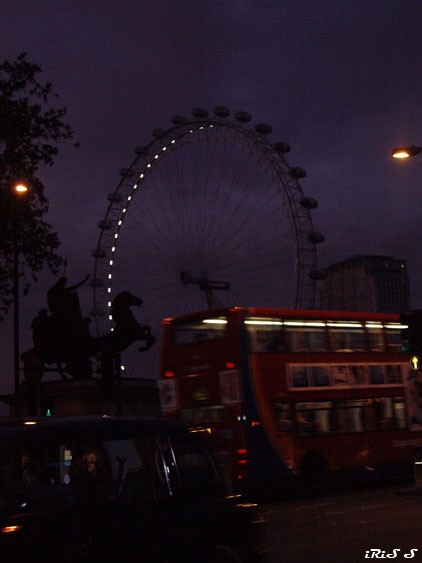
(162, 307, 401, 324)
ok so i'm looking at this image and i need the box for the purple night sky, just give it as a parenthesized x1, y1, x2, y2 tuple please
(0, 1, 421, 401)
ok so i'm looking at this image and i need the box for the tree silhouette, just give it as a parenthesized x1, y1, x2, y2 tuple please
(0, 53, 77, 319)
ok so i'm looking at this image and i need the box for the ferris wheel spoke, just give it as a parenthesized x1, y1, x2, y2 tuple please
(92, 108, 323, 377)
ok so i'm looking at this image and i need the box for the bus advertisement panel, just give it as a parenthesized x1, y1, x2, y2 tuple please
(159, 307, 422, 493)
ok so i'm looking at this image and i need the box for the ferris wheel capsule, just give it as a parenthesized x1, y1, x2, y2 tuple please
(235, 110, 252, 122)
(91, 248, 107, 258)
(308, 232, 325, 244)
(214, 106, 230, 117)
(309, 269, 327, 280)
(300, 197, 318, 209)
(290, 167, 307, 179)
(97, 219, 113, 230)
(255, 123, 272, 135)
(274, 142, 291, 153)
(119, 168, 135, 178)
(171, 115, 187, 125)
(192, 107, 208, 118)
(107, 192, 123, 202)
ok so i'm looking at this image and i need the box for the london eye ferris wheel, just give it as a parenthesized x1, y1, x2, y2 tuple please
(91, 106, 325, 378)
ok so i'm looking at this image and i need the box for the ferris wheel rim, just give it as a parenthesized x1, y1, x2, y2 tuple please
(91, 107, 324, 338)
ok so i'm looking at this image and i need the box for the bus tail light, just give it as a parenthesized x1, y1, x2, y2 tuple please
(225, 361, 236, 369)
(236, 448, 248, 481)
(163, 370, 175, 378)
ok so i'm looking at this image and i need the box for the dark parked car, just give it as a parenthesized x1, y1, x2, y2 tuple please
(0, 416, 271, 562)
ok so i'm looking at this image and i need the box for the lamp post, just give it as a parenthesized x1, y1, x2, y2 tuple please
(12, 181, 29, 417)
(391, 146, 422, 159)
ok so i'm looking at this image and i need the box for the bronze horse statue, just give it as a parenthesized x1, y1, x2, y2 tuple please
(22, 289, 155, 384)
(93, 292, 155, 389)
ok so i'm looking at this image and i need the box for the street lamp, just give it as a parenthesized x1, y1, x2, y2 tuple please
(12, 180, 29, 417)
(391, 146, 422, 159)
(14, 182, 29, 194)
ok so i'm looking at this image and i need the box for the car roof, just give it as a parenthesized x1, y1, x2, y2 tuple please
(0, 415, 188, 444)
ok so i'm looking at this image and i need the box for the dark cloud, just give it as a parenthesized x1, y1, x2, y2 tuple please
(0, 0, 421, 395)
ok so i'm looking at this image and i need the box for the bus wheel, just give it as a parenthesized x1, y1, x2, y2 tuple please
(301, 451, 328, 473)
(209, 545, 243, 563)
(299, 451, 329, 494)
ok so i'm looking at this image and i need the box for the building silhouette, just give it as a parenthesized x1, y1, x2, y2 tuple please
(319, 255, 410, 313)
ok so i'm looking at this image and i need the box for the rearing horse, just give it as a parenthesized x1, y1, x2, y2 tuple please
(22, 290, 155, 384)
(93, 291, 156, 389)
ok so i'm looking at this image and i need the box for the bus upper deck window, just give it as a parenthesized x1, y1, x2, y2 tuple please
(365, 323, 385, 351)
(384, 325, 403, 353)
(173, 317, 227, 345)
(328, 322, 367, 352)
(284, 323, 328, 353)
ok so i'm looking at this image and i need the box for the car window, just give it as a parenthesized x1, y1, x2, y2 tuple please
(0, 434, 170, 504)
(170, 436, 220, 497)
(0, 440, 62, 490)
(66, 436, 176, 504)
(0, 425, 221, 506)
(109, 436, 171, 502)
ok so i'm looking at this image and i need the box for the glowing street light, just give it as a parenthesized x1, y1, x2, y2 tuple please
(13, 182, 29, 194)
(391, 146, 422, 159)
(12, 180, 29, 417)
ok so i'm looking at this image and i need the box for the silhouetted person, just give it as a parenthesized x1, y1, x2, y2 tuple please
(31, 308, 51, 360)
(72, 445, 112, 508)
(47, 273, 90, 324)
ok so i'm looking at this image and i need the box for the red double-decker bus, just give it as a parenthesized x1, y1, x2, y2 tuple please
(158, 307, 422, 493)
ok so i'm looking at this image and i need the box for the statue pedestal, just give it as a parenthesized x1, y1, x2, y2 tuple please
(1, 377, 160, 418)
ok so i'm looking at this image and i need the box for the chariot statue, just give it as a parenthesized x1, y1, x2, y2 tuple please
(21, 274, 155, 387)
